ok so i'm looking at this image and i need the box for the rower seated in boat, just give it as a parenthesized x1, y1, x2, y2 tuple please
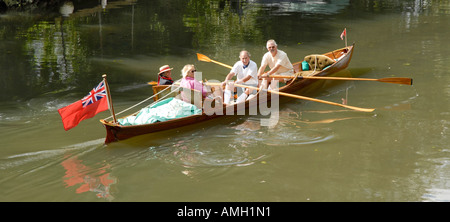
(257, 39, 294, 89)
(222, 50, 258, 104)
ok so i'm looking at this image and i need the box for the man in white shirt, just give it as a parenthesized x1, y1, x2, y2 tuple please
(258, 39, 294, 87)
(222, 50, 258, 103)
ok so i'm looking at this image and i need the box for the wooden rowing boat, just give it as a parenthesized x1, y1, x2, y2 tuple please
(100, 44, 355, 144)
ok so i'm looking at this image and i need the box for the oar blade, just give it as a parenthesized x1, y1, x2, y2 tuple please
(341, 104, 375, 113)
(287, 92, 375, 113)
(196, 53, 211, 62)
(378, 77, 413, 85)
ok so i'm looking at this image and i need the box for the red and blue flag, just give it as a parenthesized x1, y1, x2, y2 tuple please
(58, 80, 109, 131)
(82, 81, 107, 108)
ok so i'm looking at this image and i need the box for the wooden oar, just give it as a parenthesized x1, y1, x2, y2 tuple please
(148, 81, 158, 85)
(197, 53, 233, 69)
(206, 82, 375, 112)
(197, 53, 411, 85)
(267, 75, 413, 85)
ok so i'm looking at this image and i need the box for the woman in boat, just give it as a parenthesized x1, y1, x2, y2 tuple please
(157, 65, 174, 85)
(180, 64, 208, 98)
(180, 64, 223, 108)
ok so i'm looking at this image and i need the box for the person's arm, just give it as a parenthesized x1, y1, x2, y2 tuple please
(236, 75, 251, 84)
(266, 64, 281, 76)
(259, 54, 276, 77)
(259, 63, 282, 78)
(222, 72, 235, 88)
(201, 83, 209, 98)
(257, 64, 267, 77)
(222, 72, 235, 85)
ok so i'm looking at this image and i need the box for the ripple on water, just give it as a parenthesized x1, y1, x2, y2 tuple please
(142, 119, 270, 170)
(147, 114, 335, 170)
(242, 115, 335, 147)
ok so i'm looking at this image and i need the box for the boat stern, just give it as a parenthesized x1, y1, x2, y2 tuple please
(100, 119, 119, 144)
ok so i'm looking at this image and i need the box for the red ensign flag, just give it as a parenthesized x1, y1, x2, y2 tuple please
(340, 28, 346, 40)
(58, 80, 109, 131)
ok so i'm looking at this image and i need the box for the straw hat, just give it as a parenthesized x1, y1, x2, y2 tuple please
(158, 65, 173, 75)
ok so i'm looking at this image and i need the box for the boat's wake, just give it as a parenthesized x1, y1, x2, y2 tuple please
(0, 139, 104, 171)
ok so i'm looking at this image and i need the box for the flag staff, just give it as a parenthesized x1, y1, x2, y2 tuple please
(102, 74, 117, 123)
(345, 28, 348, 47)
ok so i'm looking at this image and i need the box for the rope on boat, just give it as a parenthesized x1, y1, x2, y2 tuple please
(103, 79, 182, 121)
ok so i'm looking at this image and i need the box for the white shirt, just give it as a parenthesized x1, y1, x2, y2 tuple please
(261, 49, 294, 75)
(231, 60, 258, 85)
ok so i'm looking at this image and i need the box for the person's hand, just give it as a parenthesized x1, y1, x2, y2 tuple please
(225, 81, 235, 91)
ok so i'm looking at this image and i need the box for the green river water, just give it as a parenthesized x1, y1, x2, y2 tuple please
(0, 0, 449, 202)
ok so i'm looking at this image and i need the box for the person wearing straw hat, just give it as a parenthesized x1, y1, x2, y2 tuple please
(157, 65, 174, 85)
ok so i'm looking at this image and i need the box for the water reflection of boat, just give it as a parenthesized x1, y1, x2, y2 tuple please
(100, 44, 355, 144)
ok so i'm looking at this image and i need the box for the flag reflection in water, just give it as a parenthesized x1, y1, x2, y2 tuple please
(61, 156, 116, 200)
